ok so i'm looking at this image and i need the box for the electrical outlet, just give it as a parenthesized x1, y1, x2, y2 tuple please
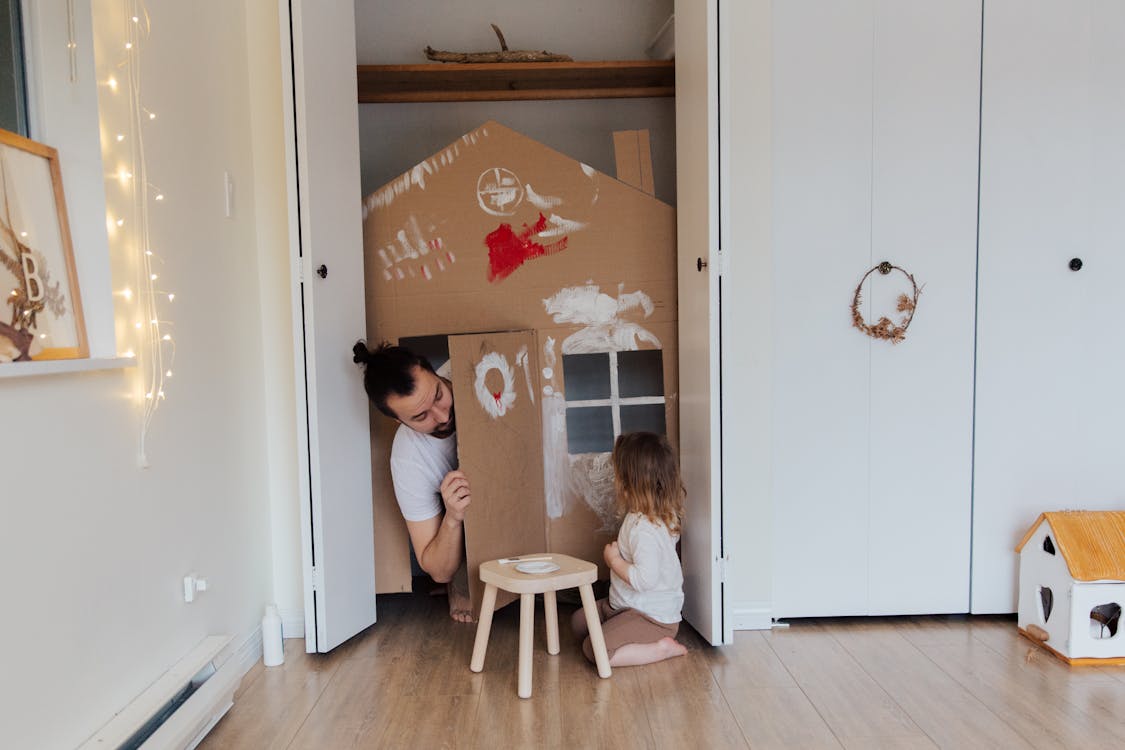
(183, 574, 209, 602)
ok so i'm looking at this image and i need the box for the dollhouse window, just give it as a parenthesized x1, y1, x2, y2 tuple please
(1090, 603, 1120, 639)
(562, 349, 666, 454)
(1039, 587, 1053, 623)
(1042, 536, 1055, 555)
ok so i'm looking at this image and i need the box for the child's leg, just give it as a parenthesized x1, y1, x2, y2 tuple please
(582, 609, 684, 667)
(571, 597, 615, 639)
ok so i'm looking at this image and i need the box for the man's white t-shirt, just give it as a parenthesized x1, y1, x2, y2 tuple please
(389, 424, 458, 522)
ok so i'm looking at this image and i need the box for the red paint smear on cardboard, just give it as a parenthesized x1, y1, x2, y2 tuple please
(485, 213, 568, 283)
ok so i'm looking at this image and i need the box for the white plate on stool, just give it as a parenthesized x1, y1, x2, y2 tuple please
(516, 560, 560, 574)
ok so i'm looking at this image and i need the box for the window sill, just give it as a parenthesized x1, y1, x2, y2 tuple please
(0, 356, 135, 379)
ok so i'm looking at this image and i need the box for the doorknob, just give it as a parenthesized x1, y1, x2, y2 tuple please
(1068, 257, 1083, 272)
(697, 257, 708, 272)
(316, 264, 328, 278)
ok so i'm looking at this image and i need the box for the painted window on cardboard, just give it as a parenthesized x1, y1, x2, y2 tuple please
(562, 349, 666, 454)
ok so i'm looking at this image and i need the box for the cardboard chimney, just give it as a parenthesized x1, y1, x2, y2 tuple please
(361, 121, 677, 614)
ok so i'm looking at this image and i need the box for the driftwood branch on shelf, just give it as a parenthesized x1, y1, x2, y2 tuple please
(425, 23, 573, 64)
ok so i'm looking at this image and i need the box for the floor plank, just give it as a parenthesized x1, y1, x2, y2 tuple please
(765, 621, 931, 746)
(200, 639, 347, 750)
(830, 621, 1033, 749)
(706, 630, 839, 749)
(915, 628, 1125, 749)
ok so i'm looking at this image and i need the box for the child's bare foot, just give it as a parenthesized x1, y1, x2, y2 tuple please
(608, 637, 687, 667)
(447, 582, 474, 623)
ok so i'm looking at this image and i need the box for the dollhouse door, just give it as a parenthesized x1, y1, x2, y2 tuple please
(676, 0, 730, 645)
(285, 0, 378, 652)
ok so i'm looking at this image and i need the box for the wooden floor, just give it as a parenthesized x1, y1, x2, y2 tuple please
(200, 592, 1125, 749)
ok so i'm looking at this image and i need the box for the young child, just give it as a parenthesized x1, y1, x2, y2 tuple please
(572, 431, 688, 667)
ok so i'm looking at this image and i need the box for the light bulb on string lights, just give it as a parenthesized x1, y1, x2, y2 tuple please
(98, 1, 174, 465)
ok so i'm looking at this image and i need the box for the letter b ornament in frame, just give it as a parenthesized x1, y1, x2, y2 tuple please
(0, 128, 87, 362)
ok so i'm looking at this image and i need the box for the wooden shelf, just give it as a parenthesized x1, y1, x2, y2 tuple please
(357, 60, 675, 103)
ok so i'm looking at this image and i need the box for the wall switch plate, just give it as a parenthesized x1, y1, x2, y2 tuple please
(224, 171, 234, 218)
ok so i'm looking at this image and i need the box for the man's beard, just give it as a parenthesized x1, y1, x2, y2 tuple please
(431, 407, 456, 439)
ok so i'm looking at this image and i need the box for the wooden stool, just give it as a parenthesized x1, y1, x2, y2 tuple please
(469, 553, 612, 698)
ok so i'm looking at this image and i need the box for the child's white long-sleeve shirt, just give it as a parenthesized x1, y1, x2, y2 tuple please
(608, 512, 684, 624)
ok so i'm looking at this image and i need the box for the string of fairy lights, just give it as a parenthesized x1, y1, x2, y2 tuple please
(99, 1, 174, 464)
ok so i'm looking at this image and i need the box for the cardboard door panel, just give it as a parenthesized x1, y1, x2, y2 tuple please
(448, 330, 547, 616)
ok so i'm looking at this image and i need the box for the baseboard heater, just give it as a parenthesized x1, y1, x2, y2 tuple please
(79, 634, 251, 750)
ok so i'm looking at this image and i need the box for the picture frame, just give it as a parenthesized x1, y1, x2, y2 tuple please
(0, 128, 87, 362)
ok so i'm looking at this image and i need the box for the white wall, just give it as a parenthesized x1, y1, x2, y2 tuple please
(355, 0, 678, 205)
(0, 2, 293, 747)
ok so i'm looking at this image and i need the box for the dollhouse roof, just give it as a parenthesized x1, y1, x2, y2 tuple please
(1015, 511, 1125, 582)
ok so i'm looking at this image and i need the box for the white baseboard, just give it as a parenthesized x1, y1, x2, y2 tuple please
(77, 626, 264, 750)
(217, 625, 264, 687)
(731, 602, 773, 631)
(173, 627, 262, 750)
(280, 607, 305, 639)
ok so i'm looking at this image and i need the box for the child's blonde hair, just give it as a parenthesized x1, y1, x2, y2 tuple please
(612, 431, 685, 535)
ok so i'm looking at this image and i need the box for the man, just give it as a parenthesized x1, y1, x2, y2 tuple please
(352, 341, 473, 622)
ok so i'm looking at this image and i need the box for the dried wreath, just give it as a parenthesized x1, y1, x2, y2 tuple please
(850, 261, 921, 344)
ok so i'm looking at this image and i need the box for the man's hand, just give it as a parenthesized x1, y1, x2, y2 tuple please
(440, 470, 471, 523)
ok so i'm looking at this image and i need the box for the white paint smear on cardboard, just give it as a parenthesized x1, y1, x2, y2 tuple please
(525, 184, 562, 210)
(515, 345, 535, 404)
(569, 452, 617, 531)
(537, 213, 587, 239)
(542, 392, 569, 518)
(408, 215, 429, 255)
(543, 284, 661, 354)
(543, 336, 557, 370)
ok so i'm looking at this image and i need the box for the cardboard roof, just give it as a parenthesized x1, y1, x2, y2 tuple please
(1015, 510, 1125, 582)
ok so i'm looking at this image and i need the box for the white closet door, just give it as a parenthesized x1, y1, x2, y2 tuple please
(772, 1, 875, 617)
(675, 0, 728, 645)
(285, 0, 377, 651)
(773, 1, 979, 617)
(973, 0, 1125, 613)
(866, 0, 979, 615)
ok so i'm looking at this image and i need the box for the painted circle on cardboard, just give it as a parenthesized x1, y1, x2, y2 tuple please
(476, 168, 524, 216)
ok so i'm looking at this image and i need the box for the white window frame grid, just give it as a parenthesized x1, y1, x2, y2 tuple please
(564, 349, 665, 452)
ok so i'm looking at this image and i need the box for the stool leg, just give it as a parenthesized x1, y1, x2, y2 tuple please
(518, 593, 535, 698)
(544, 590, 560, 655)
(470, 584, 498, 673)
(579, 584, 612, 679)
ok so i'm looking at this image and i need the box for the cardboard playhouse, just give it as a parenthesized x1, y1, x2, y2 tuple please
(1015, 510, 1125, 665)
(361, 121, 678, 614)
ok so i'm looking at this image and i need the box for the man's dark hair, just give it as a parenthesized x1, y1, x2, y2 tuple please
(352, 341, 435, 418)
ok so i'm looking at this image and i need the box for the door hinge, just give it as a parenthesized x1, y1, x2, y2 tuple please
(310, 565, 320, 591)
(716, 555, 728, 583)
(296, 258, 305, 283)
(718, 249, 729, 277)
